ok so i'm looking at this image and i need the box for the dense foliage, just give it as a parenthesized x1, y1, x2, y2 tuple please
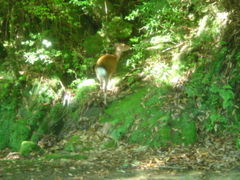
(0, 0, 240, 152)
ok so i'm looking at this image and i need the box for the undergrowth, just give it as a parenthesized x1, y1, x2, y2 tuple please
(0, 78, 97, 151)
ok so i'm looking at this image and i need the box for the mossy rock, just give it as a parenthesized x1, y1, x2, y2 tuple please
(176, 119, 197, 145)
(102, 87, 147, 140)
(101, 86, 197, 147)
(20, 141, 43, 156)
(10, 122, 32, 151)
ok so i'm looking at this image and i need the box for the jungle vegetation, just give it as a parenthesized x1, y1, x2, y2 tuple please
(0, 0, 240, 173)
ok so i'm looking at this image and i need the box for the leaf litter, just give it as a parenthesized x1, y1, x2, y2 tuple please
(2, 127, 239, 179)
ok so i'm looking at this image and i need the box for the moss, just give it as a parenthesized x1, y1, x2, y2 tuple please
(103, 140, 118, 149)
(0, 77, 98, 151)
(0, 111, 14, 149)
(64, 135, 93, 152)
(9, 122, 31, 151)
(101, 86, 197, 147)
(102, 87, 148, 140)
(180, 121, 197, 145)
(156, 126, 172, 145)
(20, 141, 43, 156)
(64, 136, 82, 152)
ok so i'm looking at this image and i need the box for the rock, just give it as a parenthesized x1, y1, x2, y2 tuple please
(19, 141, 43, 156)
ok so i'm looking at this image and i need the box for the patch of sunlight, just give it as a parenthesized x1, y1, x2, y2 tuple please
(77, 79, 96, 88)
(150, 35, 172, 45)
(147, 35, 172, 50)
(21, 40, 35, 46)
(42, 39, 52, 48)
(171, 75, 181, 84)
(149, 62, 171, 82)
(145, 60, 183, 86)
(196, 15, 209, 36)
(24, 49, 52, 64)
(108, 77, 121, 92)
(216, 12, 228, 27)
(196, 11, 228, 38)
